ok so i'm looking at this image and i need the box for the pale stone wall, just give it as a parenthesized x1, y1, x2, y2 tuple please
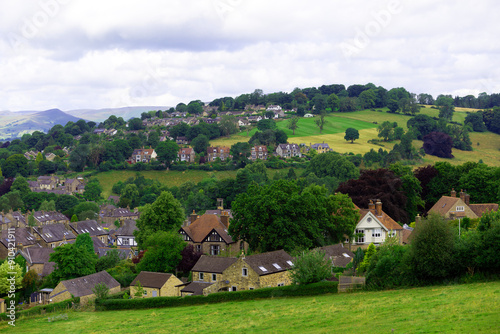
(49, 283, 71, 303)
(445, 199, 478, 219)
(259, 271, 292, 288)
(30, 263, 45, 275)
(160, 276, 183, 297)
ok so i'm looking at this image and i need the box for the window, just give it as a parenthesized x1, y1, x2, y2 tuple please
(122, 238, 129, 245)
(456, 206, 465, 212)
(210, 245, 220, 256)
(258, 266, 268, 272)
(272, 263, 282, 270)
(211, 273, 217, 281)
(196, 245, 202, 253)
(143, 290, 147, 296)
(367, 217, 372, 223)
(372, 229, 381, 238)
(231, 286, 237, 291)
(249, 287, 254, 290)
(356, 229, 364, 243)
(277, 283, 285, 287)
(286, 260, 294, 266)
(242, 268, 248, 277)
(199, 272, 204, 280)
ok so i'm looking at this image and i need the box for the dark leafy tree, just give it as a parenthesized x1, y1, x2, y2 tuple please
(177, 244, 203, 274)
(137, 231, 185, 273)
(191, 134, 210, 154)
(344, 128, 359, 143)
(156, 140, 179, 166)
(422, 132, 454, 158)
(304, 152, 359, 182)
(2, 154, 29, 178)
(315, 111, 328, 133)
(257, 119, 277, 131)
(49, 242, 97, 281)
(464, 112, 487, 132)
(337, 168, 409, 224)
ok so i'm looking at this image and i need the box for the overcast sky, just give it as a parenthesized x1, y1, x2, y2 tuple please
(1, 0, 499, 111)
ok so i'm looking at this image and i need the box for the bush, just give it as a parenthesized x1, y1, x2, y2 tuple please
(289, 249, 332, 285)
(0, 297, 80, 320)
(95, 281, 338, 311)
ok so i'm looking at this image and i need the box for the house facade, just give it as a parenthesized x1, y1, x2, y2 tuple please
(129, 148, 157, 164)
(276, 144, 302, 158)
(114, 219, 138, 247)
(250, 145, 268, 161)
(310, 143, 332, 154)
(130, 271, 183, 298)
(207, 146, 231, 162)
(346, 200, 404, 250)
(428, 189, 499, 220)
(70, 220, 109, 244)
(191, 250, 294, 295)
(178, 147, 195, 163)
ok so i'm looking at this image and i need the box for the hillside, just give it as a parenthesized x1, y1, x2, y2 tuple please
(66, 106, 170, 122)
(0, 109, 85, 140)
(3, 281, 498, 333)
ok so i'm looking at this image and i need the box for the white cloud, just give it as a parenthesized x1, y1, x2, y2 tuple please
(0, 0, 499, 111)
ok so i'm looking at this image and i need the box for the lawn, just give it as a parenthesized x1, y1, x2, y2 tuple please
(4, 281, 499, 333)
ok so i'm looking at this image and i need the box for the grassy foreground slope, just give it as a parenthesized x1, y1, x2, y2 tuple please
(4, 282, 499, 333)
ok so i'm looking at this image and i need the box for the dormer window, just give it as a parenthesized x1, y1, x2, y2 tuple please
(456, 206, 464, 212)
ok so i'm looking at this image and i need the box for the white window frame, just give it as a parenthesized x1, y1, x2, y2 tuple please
(211, 273, 217, 281)
(199, 272, 204, 280)
(372, 229, 381, 238)
(456, 206, 465, 212)
(242, 268, 248, 277)
(356, 229, 365, 243)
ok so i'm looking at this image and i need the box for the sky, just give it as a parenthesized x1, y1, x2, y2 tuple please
(0, 0, 499, 112)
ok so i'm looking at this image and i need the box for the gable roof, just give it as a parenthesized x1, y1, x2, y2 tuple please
(33, 223, 76, 243)
(244, 250, 294, 276)
(21, 247, 54, 265)
(191, 255, 238, 273)
(468, 203, 499, 218)
(358, 209, 403, 231)
(318, 244, 354, 268)
(70, 220, 108, 237)
(57, 271, 120, 298)
(181, 214, 233, 244)
(179, 281, 213, 295)
(114, 220, 137, 237)
(130, 271, 173, 288)
(0, 227, 37, 248)
(428, 196, 462, 216)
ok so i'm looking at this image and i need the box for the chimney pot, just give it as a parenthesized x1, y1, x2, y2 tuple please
(375, 200, 382, 216)
(450, 188, 456, 197)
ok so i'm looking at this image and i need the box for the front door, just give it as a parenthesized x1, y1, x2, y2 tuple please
(152, 290, 157, 297)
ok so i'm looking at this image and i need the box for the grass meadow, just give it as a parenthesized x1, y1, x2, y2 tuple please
(3, 281, 499, 333)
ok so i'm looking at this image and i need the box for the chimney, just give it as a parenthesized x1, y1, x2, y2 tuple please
(375, 200, 382, 216)
(465, 193, 470, 205)
(217, 198, 224, 210)
(450, 188, 456, 197)
(368, 200, 375, 211)
(415, 214, 421, 226)
(190, 210, 198, 224)
(460, 189, 465, 203)
(220, 211, 230, 229)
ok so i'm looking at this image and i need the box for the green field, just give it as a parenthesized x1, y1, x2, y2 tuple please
(3, 281, 499, 333)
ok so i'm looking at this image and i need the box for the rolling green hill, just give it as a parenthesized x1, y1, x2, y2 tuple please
(3, 281, 499, 333)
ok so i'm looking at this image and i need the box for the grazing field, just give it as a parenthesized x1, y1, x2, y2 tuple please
(4, 281, 499, 333)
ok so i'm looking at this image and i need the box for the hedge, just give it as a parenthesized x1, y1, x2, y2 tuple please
(0, 297, 80, 321)
(95, 281, 337, 311)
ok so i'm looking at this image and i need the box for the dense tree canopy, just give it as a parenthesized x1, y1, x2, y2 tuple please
(304, 152, 359, 182)
(229, 180, 359, 252)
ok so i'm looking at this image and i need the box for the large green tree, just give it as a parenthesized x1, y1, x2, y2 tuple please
(156, 140, 179, 166)
(134, 191, 185, 248)
(49, 242, 97, 281)
(137, 231, 185, 273)
(229, 180, 359, 252)
(83, 179, 103, 202)
(344, 128, 359, 143)
(2, 154, 29, 178)
(0, 261, 23, 294)
(287, 117, 299, 135)
(191, 134, 210, 154)
(304, 152, 360, 182)
(314, 111, 328, 133)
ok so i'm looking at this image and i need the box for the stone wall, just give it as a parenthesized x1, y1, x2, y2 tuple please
(49, 283, 71, 303)
(160, 276, 183, 297)
(259, 271, 292, 288)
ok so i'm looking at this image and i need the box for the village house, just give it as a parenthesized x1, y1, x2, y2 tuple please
(114, 219, 138, 247)
(99, 205, 139, 224)
(318, 244, 355, 268)
(276, 143, 302, 158)
(179, 210, 247, 256)
(128, 148, 157, 164)
(176, 136, 189, 145)
(178, 281, 214, 296)
(346, 200, 404, 250)
(428, 189, 499, 220)
(310, 142, 332, 154)
(70, 220, 109, 244)
(130, 271, 183, 298)
(30, 210, 70, 226)
(18, 247, 55, 278)
(250, 145, 268, 161)
(206, 146, 231, 162)
(45, 153, 57, 161)
(237, 118, 250, 127)
(0, 227, 38, 258)
(32, 223, 76, 248)
(178, 147, 195, 163)
(190, 249, 294, 295)
(49, 271, 120, 304)
(37, 175, 61, 190)
(64, 177, 85, 194)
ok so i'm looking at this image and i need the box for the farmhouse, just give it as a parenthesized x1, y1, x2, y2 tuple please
(49, 271, 120, 304)
(429, 189, 499, 220)
(130, 271, 183, 298)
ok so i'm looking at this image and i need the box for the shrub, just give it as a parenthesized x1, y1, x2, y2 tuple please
(290, 249, 332, 285)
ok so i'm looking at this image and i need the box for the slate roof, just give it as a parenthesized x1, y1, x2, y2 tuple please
(245, 250, 294, 276)
(54, 271, 120, 298)
(107, 196, 120, 204)
(33, 223, 76, 243)
(42, 262, 56, 277)
(97, 247, 132, 259)
(21, 247, 54, 264)
(114, 220, 137, 237)
(0, 228, 38, 248)
(428, 196, 461, 216)
(130, 271, 174, 289)
(181, 214, 233, 244)
(179, 281, 213, 295)
(318, 244, 354, 268)
(191, 255, 238, 273)
(70, 220, 108, 237)
(32, 211, 69, 224)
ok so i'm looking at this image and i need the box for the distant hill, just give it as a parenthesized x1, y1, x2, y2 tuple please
(0, 106, 170, 140)
(0, 109, 85, 140)
(65, 106, 170, 122)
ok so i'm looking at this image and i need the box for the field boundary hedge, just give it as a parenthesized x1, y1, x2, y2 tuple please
(95, 281, 338, 311)
(0, 297, 80, 321)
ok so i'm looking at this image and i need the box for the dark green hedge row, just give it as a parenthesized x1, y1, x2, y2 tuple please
(0, 297, 80, 320)
(96, 281, 338, 311)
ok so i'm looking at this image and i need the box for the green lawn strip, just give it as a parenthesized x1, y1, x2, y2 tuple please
(4, 282, 499, 333)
